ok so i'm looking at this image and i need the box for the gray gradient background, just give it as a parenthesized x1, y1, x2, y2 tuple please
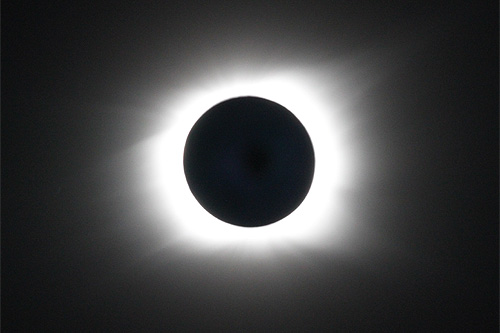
(3, 1, 497, 331)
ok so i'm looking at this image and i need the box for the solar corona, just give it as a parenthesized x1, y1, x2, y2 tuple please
(137, 71, 358, 249)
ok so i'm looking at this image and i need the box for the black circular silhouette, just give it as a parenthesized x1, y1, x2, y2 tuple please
(183, 96, 315, 227)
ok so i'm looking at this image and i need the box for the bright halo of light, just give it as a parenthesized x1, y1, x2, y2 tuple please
(133, 68, 362, 254)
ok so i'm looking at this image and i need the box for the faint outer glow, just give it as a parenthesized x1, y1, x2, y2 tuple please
(131, 68, 365, 256)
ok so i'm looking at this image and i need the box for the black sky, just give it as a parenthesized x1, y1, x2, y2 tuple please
(3, 1, 498, 331)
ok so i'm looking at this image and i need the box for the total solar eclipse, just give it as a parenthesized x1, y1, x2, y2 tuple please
(183, 96, 315, 227)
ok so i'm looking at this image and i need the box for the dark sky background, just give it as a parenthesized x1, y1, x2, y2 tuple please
(3, 1, 498, 331)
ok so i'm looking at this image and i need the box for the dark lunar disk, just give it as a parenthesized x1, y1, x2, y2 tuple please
(183, 96, 315, 227)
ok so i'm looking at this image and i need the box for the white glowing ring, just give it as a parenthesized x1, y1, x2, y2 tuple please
(134, 68, 359, 252)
